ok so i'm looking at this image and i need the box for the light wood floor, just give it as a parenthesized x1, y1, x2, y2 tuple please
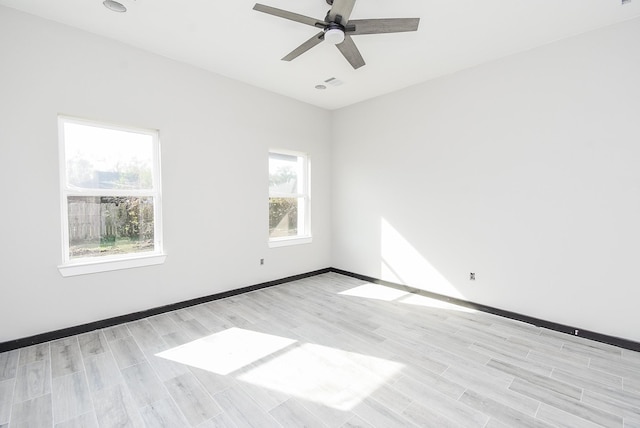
(1, 272, 639, 427)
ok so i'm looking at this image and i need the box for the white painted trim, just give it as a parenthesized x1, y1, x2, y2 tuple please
(58, 115, 164, 265)
(58, 253, 167, 277)
(268, 236, 313, 248)
(268, 149, 311, 243)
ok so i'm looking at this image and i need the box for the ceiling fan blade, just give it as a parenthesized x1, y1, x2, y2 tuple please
(282, 31, 325, 61)
(349, 18, 420, 35)
(327, 0, 356, 25)
(253, 4, 325, 28)
(336, 35, 365, 69)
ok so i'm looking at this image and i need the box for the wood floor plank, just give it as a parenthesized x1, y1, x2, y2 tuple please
(12, 359, 51, 403)
(510, 378, 623, 427)
(269, 398, 326, 428)
(236, 376, 290, 412)
(10, 393, 53, 426)
(391, 375, 488, 426)
(50, 338, 83, 379)
(562, 340, 623, 359)
(147, 314, 181, 336)
(624, 414, 640, 428)
(488, 359, 583, 400)
(401, 400, 462, 428)
(551, 366, 631, 399)
(296, 397, 354, 427)
(458, 389, 550, 427)
(393, 370, 466, 401)
(213, 386, 280, 428)
(0, 350, 19, 381)
(188, 366, 234, 397)
(165, 372, 221, 426)
(535, 404, 603, 428)
(187, 305, 228, 332)
(197, 411, 241, 428)
(84, 351, 122, 393)
(341, 414, 375, 428)
(442, 365, 539, 416)
(18, 343, 49, 366)
(204, 300, 252, 328)
(581, 388, 640, 421)
(590, 354, 640, 382)
(366, 383, 412, 415)
(127, 319, 166, 351)
(121, 361, 167, 407)
(177, 318, 212, 340)
(352, 397, 418, 428)
(168, 309, 195, 323)
(108, 336, 146, 369)
(102, 324, 131, 342)
(51, 371, 93, 424)
(623, 349, 640, 364)
(143, 348, 190, 382)
(470, 344, 554, 377)
(78, 331, 108, 357)
(139, 397, 190, 427)
(54, 411, 99, 428)
(527, 349, 592, 373)
(0, 379, 15, 424)
(92, 383, 144, 427)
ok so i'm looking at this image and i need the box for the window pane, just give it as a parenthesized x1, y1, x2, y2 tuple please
(64, 122, 154, 190)
(269, 197, 299, 237)
(67, 196, 155, 259)
(269, 153, 300, 194)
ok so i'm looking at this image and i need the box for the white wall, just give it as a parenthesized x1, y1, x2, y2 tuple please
(332, 17, 640, 342)
(0, 7, 331, 342)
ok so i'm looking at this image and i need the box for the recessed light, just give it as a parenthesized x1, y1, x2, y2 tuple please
(103, 0, 126, 12)
(315, 85, 327, 90)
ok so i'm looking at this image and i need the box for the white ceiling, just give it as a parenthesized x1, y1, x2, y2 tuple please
(1, 0, 639, 110)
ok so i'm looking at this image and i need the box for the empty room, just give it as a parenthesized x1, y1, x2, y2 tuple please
(1, 0, 640, 426)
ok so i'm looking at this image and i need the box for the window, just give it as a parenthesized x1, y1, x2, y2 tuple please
(58, 116, 165, 276)
(269, 150, 311, 246)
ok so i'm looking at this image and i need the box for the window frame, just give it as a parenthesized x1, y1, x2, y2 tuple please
(57, 115, 166, 277)
(268, 149, 312, 247)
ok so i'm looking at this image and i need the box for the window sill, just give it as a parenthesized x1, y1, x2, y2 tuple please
(268, 236, 312, 248)
(58, 253, 167, 277)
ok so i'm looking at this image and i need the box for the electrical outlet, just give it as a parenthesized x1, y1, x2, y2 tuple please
(470, 272, 475, 281)
(260, 258, 264, 265)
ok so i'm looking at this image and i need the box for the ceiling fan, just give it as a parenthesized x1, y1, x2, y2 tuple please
(253, 0, 420, 69)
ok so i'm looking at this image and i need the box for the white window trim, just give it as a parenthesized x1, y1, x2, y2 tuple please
(57, 116, 166, 276)
(268, 149, 312, 247)
(58, 253, 167, 277)
(268, 236, 313, 248)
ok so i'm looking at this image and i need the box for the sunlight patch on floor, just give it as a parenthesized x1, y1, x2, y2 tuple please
(156, 327, 296, 375)
(237, 343, 404, 411)
(397, 293, 476, 313)
(338, 283, 410, 301)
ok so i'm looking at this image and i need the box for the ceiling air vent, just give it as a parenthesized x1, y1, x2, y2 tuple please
(324, 77, 344, 87)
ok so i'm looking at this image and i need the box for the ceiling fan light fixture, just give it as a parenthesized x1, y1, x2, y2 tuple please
(103, 0, 127, 13)
(324, 28, 345, 45)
